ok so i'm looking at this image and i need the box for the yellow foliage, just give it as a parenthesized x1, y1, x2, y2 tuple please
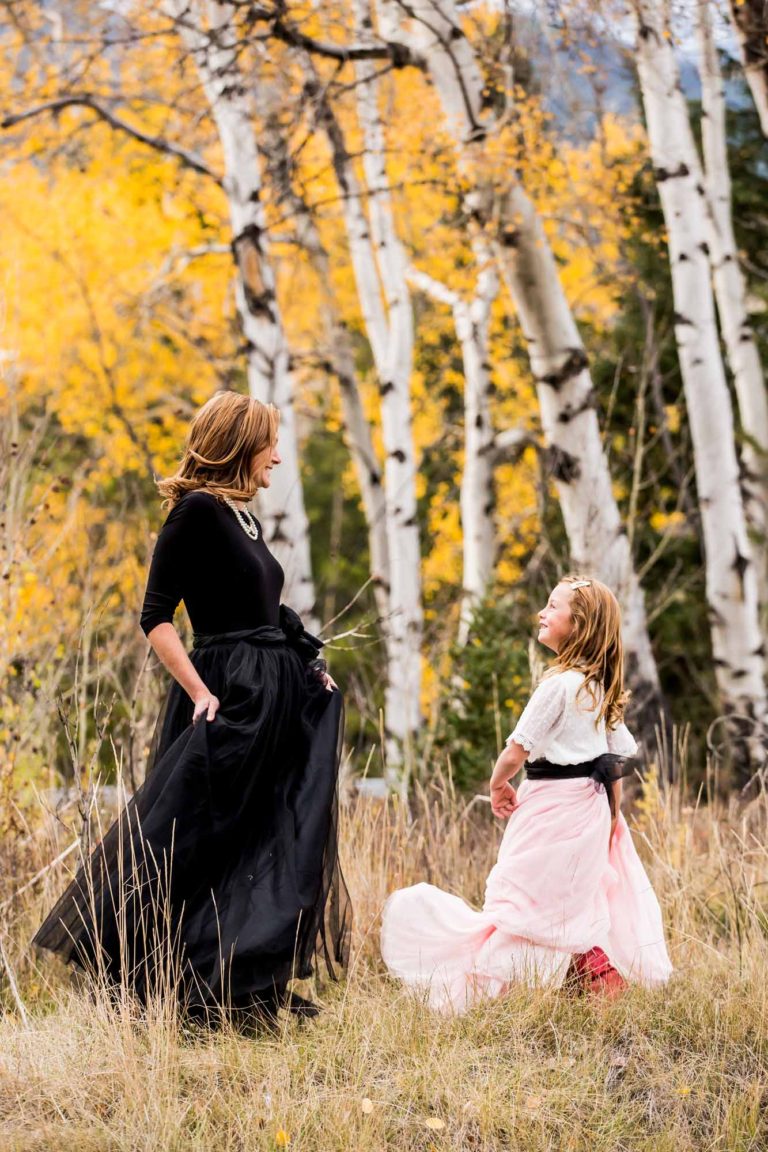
(0, 1, 658, 777)
(650, 510, 687, 535)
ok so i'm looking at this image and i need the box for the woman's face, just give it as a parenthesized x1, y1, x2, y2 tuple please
(537, 583, 574, 654)
(252, 439, 281, 489)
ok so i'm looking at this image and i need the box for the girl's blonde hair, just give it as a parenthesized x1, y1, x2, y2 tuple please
(547, 573, 629, 729)
(157, 392, 279, 507)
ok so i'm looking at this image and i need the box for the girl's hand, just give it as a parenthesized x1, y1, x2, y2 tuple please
(192, 691, 220, 724)
(490, 778, 518, 819)
(608, 780, 622, 850)
(609, 814, 619, 850)
(489, 741, 526, 820)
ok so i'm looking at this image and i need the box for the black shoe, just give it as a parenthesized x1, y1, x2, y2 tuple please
(284, 991, 321, 1019)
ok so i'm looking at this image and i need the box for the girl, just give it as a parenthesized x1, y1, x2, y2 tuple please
(35, 393, 351, 1024)
(381, 576, 672, 1012)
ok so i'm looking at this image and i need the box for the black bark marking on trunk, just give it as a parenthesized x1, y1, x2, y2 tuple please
(390, 449, 407, 464)
(654, 162, 690, 182)
(271, 511, 289, 543)
(499, 226, 520, 248)
(538, 348, 589, 391)
(732, 539, 751, 597)
(546, 445, 581, 484)
(556, 389, 597, 424)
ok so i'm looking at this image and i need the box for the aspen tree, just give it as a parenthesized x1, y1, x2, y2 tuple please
(696, 0, 768, 601)
(262, 104, 391, 626)
(407, 237, 499, 646)
(632, 0, 766, 749)
(298, 6, 422, 775)
(350, 0, 422, 775)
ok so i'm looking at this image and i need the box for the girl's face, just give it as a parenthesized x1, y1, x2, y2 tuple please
(537, 583, 574, 654)
(253, 439, 282, 489)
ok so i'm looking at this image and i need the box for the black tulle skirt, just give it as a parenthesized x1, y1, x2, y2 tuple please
(34, 623, 352, 1012)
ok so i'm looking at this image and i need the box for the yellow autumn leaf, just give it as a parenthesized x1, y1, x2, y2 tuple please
(361, 1098, 374, 1114)
(424, 1117, 446, 1131)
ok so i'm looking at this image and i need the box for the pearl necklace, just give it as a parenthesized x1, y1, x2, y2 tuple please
(224, 497, 259, 540)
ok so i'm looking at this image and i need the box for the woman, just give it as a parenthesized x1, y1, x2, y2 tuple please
(35, 392, 351, 1024)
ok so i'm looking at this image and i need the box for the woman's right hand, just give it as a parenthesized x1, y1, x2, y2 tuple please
(192, 690, 220, 725)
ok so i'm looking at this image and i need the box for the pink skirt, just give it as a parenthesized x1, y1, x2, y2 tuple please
(381, 777, 673, 1013)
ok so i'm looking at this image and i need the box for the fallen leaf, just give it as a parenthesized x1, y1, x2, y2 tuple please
(425, 1117, 446, 1131)
(524, 1095, 543, 1114)
(275, 1129, 291, 1147)
(361, 1098, 374, 1115)
(676, 1086, 692, 1097)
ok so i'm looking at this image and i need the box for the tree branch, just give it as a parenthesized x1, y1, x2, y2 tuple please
(1, 95, 220, 182)
(240, 2, 424, 66)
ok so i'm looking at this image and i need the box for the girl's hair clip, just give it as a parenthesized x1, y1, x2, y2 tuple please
(569, 580, 592, 589)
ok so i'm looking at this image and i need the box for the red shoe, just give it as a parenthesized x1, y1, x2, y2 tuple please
(572, 947, 627, 996)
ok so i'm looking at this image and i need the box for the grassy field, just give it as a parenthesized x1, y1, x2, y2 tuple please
(1, 768, 766, 1151)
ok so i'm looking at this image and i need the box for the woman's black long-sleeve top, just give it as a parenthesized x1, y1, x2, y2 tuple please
(139, 490, 285, 637)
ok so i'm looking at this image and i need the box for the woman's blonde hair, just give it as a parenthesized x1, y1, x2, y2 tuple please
(546, 573, 629, 729)
(157, 392, 279, 507)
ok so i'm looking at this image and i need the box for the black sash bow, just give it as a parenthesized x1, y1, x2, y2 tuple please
(525, 753, 636, 816)
(193, 605, 323, 664)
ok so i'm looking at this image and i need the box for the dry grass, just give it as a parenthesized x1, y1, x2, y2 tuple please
(1, 768, 767, 1151)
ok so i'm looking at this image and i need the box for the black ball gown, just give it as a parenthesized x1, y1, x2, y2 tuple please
(34, 490, 351, 1015)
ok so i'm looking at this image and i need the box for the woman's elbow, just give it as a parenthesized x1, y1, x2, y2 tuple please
(141, 619, 174, 645)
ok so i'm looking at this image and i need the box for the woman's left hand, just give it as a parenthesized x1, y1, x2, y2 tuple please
(319, 670, 338, 692)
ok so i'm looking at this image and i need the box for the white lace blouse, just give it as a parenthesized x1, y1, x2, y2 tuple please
(505, 669, 637, 765)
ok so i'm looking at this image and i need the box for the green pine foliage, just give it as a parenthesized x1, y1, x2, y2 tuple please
(433, 594, 539, 791)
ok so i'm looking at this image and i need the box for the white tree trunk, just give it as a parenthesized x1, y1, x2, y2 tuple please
(697, 0, 768, 601)
(408, 244, 498, 646)
(727, 0, 768, 137)
(633, 0, 766, 730)
(265, 116, 391, 620)
(385, 0, 662, 716)
(167, 0, 315, 616)
(352, 1, 423, 775)
(302, 18, 422, 774)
